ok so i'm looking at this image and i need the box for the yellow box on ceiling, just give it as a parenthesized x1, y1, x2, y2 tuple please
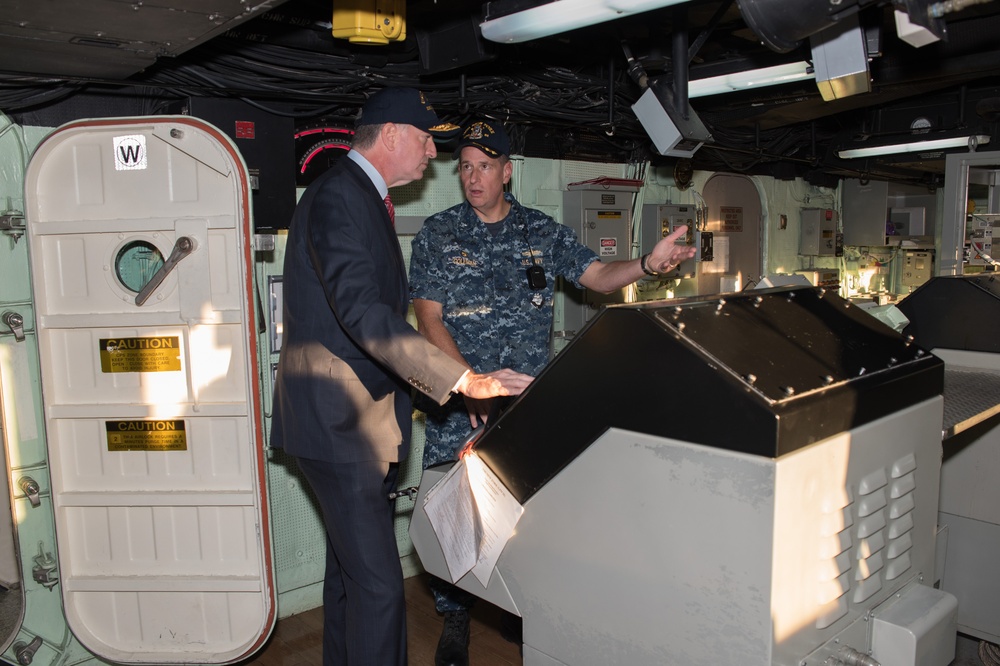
(332, 1, 406, 44)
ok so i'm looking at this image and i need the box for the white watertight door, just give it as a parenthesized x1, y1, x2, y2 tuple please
(23, 117, 275, 664)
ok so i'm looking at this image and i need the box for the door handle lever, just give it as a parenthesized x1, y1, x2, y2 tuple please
(135, 236, 196, 306)
(2, 311, 24, 342)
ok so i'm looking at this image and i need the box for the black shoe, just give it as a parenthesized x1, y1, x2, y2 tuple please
(435, 610, 470, 666)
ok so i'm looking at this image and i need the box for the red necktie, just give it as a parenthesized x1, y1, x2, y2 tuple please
(384, 194, 395, 227)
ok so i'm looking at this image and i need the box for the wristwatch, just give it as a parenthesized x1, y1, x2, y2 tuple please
(640, 253, 659, 276)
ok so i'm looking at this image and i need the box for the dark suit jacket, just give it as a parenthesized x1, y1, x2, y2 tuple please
(271, 156, 466, 463)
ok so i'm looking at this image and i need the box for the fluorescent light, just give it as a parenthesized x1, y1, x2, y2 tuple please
(837, 135, 991, 159)
(480, 0, 690, 44)
(687, 62, 814, 98)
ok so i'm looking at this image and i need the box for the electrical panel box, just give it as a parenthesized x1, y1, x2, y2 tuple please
(641, 204, 702, 277)
(902, 250, 934, 287)
(800, 208, 841, 256)
(181, 98, 295, 232)
(842, 177, 937, 246)
(567, 191, 632, 262)
(843, 178, 889, 246)
(965, 215, 995, 266)
(560, 185, 637, 336)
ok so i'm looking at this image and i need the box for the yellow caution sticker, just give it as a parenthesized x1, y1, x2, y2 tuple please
(99, 336, 182, 373)
(105, 420, 187, 451)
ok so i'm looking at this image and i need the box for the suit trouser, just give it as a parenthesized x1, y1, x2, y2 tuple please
(296, 456, 407, 666)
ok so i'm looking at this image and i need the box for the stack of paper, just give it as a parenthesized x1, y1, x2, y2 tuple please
(422, 452, 524, 586)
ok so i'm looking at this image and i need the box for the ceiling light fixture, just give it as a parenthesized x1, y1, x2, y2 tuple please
(480, 0, 691, 44)
(837, 135, 991, 159)
(687, 62, 814, 98)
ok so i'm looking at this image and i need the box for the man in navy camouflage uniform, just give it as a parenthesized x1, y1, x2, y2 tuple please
(409, 119, 695, 666)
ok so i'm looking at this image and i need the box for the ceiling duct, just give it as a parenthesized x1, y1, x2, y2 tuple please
(737, 0, 877, 52)
(0, 0, 291, 78)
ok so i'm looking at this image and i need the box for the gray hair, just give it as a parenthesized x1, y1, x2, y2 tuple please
(352, 123, 381, 150)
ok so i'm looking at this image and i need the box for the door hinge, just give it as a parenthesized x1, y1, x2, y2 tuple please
(31, 542, 58, 590)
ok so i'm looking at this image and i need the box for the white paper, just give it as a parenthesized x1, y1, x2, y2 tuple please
(465, 452, 525, 586)
(422, 452, 525, 586)
(422, 457, 478, 583)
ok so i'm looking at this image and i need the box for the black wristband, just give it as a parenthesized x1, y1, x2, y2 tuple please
(640, 253, 657, 276)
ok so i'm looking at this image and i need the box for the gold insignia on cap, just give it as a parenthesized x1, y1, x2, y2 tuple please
(429, 122, 461, 132)
(464, 121, 494, 140)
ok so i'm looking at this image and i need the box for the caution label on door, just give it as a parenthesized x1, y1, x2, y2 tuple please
(99, 336, 182, 373)
(105, 420, 187, 451)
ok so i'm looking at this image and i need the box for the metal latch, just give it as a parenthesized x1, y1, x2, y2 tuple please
(2, 311, 24, 342)
(17, 477, 40, 508)
(135, 236, 196, 306)
(13, 636, 42, 665)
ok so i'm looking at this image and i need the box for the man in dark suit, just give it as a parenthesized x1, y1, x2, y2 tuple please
(271, 88, 533, 666)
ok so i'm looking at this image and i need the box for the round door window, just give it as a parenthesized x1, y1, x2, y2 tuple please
(114, 240, 164, 293)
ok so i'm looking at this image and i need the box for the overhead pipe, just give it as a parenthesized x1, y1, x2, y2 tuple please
(621, 40, 648, 88)
(607, 57, 616, 133)
(672, 6, 689, 120)
(958, 84, 966, 127)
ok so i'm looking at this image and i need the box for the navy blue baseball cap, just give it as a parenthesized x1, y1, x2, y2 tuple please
(356, 87, 460, 137)
(453, 120, 511, 159)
